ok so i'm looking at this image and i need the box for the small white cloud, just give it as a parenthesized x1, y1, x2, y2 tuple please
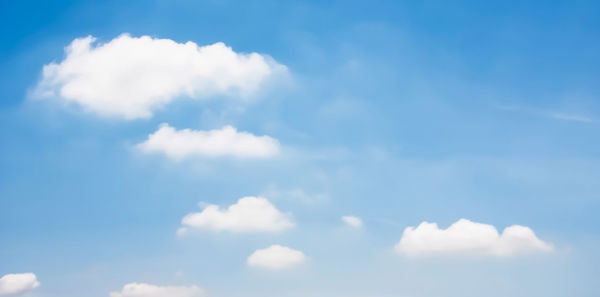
(0, 273, 40, 296)
(341, 216, 363, 228)
(395, 219, 553, 257)
(136, 124, 280, 160)
(247, 245, 306, 270)
(181, 196, 294, 233)
(35, 34, 288, 119)
(176, 227, 189, 237)
(109, 283, 205, 297)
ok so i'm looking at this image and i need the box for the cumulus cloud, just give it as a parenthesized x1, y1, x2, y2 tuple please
(180, 196, 294, 233)
(109, 283, 205, 297)
(341, 216, 363, 228)
(395, 219, 553, 257)
(0, 273, 40, 296)
(136, 124, 280, 160)
(247, 245, 306, 270)
(35, 34, 287, 119)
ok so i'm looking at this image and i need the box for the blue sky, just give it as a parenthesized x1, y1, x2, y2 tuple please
(1, 1, 599, 297)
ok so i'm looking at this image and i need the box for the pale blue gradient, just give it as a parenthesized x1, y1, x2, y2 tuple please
(1, 1, 599, 297)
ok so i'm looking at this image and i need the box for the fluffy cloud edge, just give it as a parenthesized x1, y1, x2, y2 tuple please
(109, 283, 205, 297)
(395, 218, 554, 257)
(180, 196, 294, 233)
(0, 273, 40, 296)
(136, 124, 280, 160)
(34, 34, 288, 119)
(247, 245, 307, 270)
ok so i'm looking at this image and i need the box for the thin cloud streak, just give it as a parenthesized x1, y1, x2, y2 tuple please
(494, 103, 596, 123)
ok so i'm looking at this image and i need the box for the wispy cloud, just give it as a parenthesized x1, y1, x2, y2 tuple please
(261, 185, 330, 205)
(544, 112, 595, 123)
(494, 103, 596, 123)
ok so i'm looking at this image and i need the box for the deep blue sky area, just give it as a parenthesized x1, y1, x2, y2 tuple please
(1, 1, 599, 297)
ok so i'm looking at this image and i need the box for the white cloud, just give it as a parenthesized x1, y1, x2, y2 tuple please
(35, 34, 287, 119)
(395, 218, 553, 257)
(247, 245, 306, 270)
(181, 196, 294, 233)
(136, 124, 280, 160)
(341, 216, 363, 228)
(109, 283, 205, 297)
(0, 273, 40, 296)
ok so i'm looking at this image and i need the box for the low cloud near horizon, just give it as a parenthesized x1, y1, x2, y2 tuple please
(109, 283, 205, 297)
(0, 273, 40, 296)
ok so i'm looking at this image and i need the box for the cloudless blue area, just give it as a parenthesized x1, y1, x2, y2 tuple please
(1, 1, 599, 297)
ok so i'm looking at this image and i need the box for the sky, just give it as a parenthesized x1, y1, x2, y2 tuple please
(1, 0, 600, 296)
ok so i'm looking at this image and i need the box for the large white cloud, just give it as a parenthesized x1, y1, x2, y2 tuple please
(0, 273, 40, 296)
(247, 245, 306, 270)
(136, 124, 280, 160)
(109, 283, 205, 297)
(395, 219, 553, 257)
(35, 34, 287, 119)
(180, 196, 294, 233)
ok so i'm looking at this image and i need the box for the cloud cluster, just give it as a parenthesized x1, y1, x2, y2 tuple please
(21, 32, 564, 297)
(247, 245, 306, 270)
(35, 34, 287, 119)
(341, 216, 363, 228)
(137, 124, 280, 160)
(180, 196, 294, 233)
(395, 219, 553, 257)
(109, 283, 205, 297)
(0, 273, 40, 296)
